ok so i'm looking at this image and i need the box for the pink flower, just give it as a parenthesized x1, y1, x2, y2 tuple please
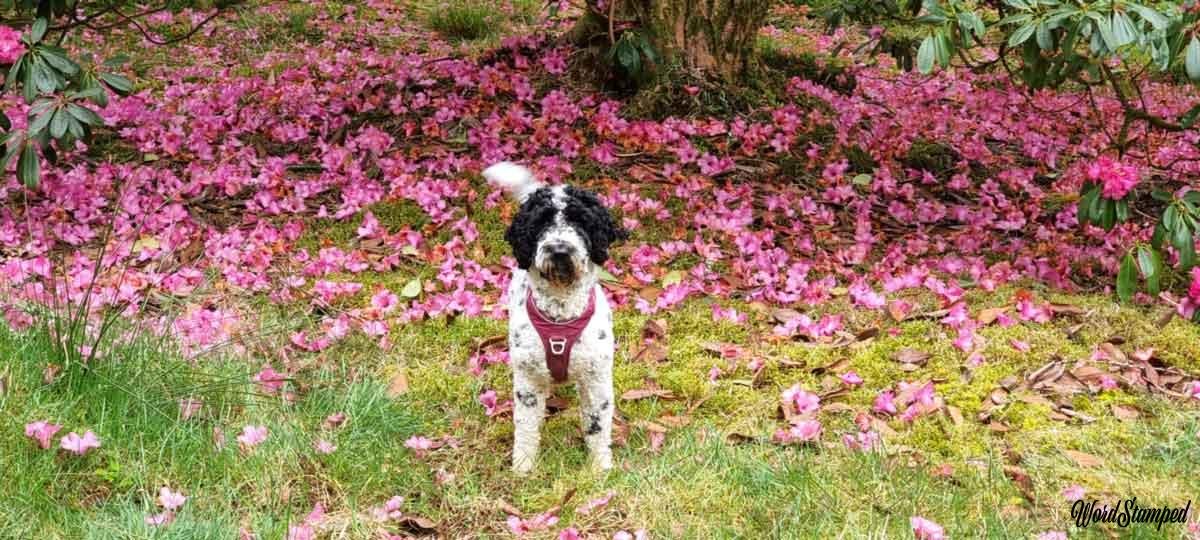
(179, 398, 203, 419)
(252, 365, 287, 394)
(158, 487, 187, 510)
(370, 496, 404, 521)
(145, 511, 175, 527)
(1086, 155, 1140, 200)
(708, 366, 722, 382)
(405, 435, 435, 457)
(1010, 339, 1031, 352)
(1062, 484, 1085, 502)
(1036, 533, 1067, 540)
(314, 439, 337, 454)
(371, 289, 399, 313)
(60, 431, 101, 455)
(577, 490, 615, 515)
(236, 425, 268, 449)
(24, 421, 62, 449)
(613, 531, 648, 540)
(558, 528, 581, 540)
(1098, 376, 1118, 391)
(781, 384, 820, 416)
(873, 390, 897, 415)
(1186, 381, 1200, 401)
(0, 26, 24, 64)
(774, 419, 822, 444)
(1189, 268, 1200, 303)
(911, 516, 946, 540)
(507, 511, 559, 535)
(839, 371, 863, 386)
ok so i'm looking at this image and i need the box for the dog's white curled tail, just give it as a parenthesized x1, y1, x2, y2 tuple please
(483, 161, 543, 203)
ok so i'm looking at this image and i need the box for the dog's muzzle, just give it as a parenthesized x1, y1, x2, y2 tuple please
(542, 242, 578, 285)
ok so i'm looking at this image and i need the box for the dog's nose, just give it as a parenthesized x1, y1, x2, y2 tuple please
(546, 242, 573, 258)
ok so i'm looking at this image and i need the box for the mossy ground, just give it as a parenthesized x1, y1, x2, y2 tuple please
(3, 262, 1198, 538)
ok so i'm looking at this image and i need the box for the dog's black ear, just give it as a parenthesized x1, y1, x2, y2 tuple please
(505, 188, 557, 269)
(563, 186, 628, 265)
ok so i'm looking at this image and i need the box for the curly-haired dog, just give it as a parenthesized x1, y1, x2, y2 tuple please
(483, 162, 627, 474)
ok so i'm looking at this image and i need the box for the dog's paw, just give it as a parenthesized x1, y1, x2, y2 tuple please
(512, 456, 535, 476)
(591, 453, 613, 472)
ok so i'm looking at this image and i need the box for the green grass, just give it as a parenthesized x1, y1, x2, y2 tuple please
(4, 283, 1199, 538)
(425, 0, 501, 42)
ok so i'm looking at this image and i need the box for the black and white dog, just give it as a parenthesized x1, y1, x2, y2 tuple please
(483, 162, 627, 474)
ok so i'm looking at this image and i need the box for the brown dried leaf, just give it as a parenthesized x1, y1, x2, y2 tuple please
(726, 432, 758, 444)
(1111, 404, 1141, 421)
(638, 286, 662, 303)
(396, 515, 438, 533)
(989, 388, 1009, 405)
(771, 307, 802, 324)
(1049, 303, 1086, 316)
(977, 307, 1008, 325)
(658, 415, 691, 428)
(43, 364, 61, 385)
(632, 343, 668, 363)
(545, 396, 570, 414)
(701, 342, 744, 359)
(1099, 342, 1127, 362)
(1062, 449, 1104, 467)
(810, 357, 850, 376)
(496, 499, 524, 517)
(1003, 465, 1036, 504)
(642, 319, 667, 341)
(893, 348, 931, 367)
(387, 371, 410, 397)
(945, 406, 964, 426)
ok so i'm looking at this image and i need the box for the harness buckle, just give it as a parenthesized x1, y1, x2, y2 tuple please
(548, 338, 567, 355)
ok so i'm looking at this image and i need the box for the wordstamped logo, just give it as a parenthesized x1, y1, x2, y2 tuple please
(1071, 498, 1192, 531)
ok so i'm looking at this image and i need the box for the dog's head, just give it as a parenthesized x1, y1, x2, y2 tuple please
(484, 162, 626, 288)
(505, 186, 627, 287)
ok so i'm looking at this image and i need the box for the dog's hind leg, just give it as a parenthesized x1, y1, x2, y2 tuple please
(578, 372, 614, 471)
(512, 373, 548, 475)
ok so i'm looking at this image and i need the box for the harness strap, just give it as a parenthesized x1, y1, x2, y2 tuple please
(526, 287, 596, 382)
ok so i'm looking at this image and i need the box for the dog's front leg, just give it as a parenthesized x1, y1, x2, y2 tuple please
(578, 373, 614, 471)
(512, 373, 548, 475)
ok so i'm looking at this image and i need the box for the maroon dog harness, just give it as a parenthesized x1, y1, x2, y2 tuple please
(526, 288, 596, 382)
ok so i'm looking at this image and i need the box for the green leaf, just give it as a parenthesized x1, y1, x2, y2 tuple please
(1164, 205, 1179, 231)
(1116, 252, 1136, 302)
(1184, 191, 1200, 205)
(37, 46, 79, 76)
(1186, 36, 1200, 80)
(400, 278, 421, 298)
(98, 73, 133, 95)
(662, 270, 683, 287)
(1128, 4, 1168, 31)
(917, 36, 936, 73)
(1009, 22, 1037, 47)
(1115, 199, 1129, 222)
(27, 108, 52, 135)
(597, 267, 617, 283)
(615, 41, 640, 77)
(934, 32, 952, 67)
(1079, 185, 1099, 225)
(17, 142, 39, 188)
(1036, 22, 1053, 50)
(1182, 103, 1200, 129)
(1110, 11, 1137, 48)
(48, 108, 69, 139)
(1151, 222, 1166, 249)
(1137, 246, 1156, 295)
(30, 18, 48, 43)
(1173, 223, 1196, 270)
(65, 104, 103, 127)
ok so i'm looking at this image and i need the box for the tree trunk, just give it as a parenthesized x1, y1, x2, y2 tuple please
(638, 0, 769, 83)
(568, 0, 770, 84)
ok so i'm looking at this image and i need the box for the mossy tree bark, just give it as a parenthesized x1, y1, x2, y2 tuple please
(568, 0, 771, 84)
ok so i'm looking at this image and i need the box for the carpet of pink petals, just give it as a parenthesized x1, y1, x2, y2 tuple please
(2, 2, 1199, 362)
